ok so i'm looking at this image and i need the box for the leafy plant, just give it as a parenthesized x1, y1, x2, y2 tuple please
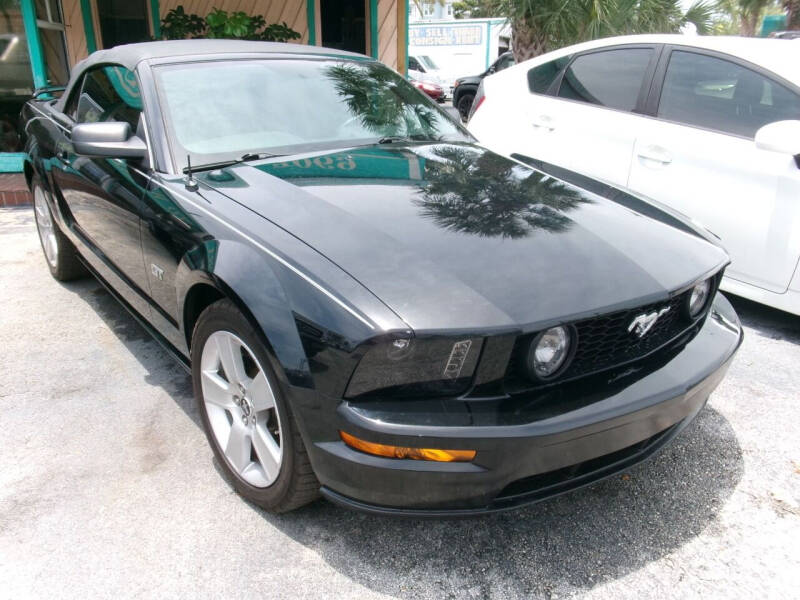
(160, 5, 205, 40)
(160, 5, 300, 42)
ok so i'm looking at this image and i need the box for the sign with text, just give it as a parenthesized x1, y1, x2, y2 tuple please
(409, 25, 483, 47)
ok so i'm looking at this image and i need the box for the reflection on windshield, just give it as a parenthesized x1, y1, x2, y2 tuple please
(155, 58, 469, 172)
(415, 146, 591, 238)
(323, 61, 460, 140)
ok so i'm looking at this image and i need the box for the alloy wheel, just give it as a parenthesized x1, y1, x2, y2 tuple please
(200, 331, 283, 488)
(33, 187, 58, 268)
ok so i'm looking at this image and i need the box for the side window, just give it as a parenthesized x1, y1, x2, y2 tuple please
(557, 48, 653, 111)
(657, 50, 800, 138)
(73, 65, 142, 129)
(527, 55, 572, 94)
(409, 57, 423, 72)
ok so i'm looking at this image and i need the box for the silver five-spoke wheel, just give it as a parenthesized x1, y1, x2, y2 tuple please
(200, 330, 283, 488)
(34, 186, 58, 268)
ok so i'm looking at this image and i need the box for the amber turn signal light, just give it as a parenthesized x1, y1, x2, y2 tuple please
(339, 431, 476, 462)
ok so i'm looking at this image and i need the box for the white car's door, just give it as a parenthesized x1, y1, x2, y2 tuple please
(473, 45, 659, 189)
(628, 48, 800, 294)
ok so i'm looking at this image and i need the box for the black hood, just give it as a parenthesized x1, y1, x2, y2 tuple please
(456, 74, 483, 86)
(200, 143, 728, 332)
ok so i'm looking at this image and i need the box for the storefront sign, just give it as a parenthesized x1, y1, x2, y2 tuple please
(409, 25, 483, 47)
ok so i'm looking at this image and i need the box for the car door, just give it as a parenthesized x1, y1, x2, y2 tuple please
(521, 45, 659, 187)
(628, 48, 800, 294)
(51, 65, 153, 315)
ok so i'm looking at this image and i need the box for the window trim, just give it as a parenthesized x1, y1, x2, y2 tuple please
(543, 44, 663, 117)
(646, 44, 800, 140)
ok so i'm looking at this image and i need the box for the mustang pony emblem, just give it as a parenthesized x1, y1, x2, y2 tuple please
(628, 307, 671, 338)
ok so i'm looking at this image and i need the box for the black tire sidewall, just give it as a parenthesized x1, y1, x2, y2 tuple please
(191, 301, 298, 509)
(458, 93, 475, 119)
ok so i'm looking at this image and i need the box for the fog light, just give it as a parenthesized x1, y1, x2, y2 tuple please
(688, 279, 712, 317)
(528, 326, 572, 379)
(339, 431, 476, 462)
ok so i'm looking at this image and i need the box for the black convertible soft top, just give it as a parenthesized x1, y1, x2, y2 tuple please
(54, 39, 365, 112)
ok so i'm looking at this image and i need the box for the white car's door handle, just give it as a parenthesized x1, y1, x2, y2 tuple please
(532, 115, 555, 131)
(637, 145, 672, 165)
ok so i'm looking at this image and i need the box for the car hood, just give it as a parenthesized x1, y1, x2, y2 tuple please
(456, 74, 483, 86)
(200, 143, 728, 332)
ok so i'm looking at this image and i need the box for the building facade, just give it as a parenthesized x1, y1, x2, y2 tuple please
(0, 0, 410, 173)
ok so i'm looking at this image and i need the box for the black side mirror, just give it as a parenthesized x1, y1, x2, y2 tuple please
(72, 121, 148, 159)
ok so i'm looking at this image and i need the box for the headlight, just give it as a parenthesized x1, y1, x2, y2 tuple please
(345, 335, 482, 398)
(688, 278, 712, 317)
(527, 326, 573, 380)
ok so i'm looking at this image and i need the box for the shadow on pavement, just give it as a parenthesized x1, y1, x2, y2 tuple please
(60, 278, 197, 426)
(259, 407, 742, 597)
(61, 277, 744, 598)
(726, 294, 800, 344)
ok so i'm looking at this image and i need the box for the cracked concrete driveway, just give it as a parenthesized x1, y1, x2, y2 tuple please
(1, 206, 799, 599)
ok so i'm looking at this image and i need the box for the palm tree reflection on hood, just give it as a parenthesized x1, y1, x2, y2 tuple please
(415, 146, 591, 239)
(324, 62, 442, 137)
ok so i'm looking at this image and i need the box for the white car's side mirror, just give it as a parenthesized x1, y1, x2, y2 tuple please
(754, 120, 800, 156)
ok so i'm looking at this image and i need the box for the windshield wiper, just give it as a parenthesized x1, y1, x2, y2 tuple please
(378, 135, 440, 144)
(186, 151, 285, 174)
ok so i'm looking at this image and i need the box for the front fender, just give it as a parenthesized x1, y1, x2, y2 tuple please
(174, 237, 380, 398)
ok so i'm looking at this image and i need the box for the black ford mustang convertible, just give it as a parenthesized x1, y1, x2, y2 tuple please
(22, 40, 742, 515)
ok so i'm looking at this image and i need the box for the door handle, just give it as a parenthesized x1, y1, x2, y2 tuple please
(637, 144, 672, 165)
(532, 115, 555, 131)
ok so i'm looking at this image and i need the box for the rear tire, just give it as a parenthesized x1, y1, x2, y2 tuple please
(32, 177, 86, 281)
(191, 299, 319, 513)
(457, 93, 475, 121)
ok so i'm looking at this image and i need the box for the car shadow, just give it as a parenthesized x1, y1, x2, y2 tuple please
(61, 277, 744, 598)
(254, 406, 742, 597)
(59, 278, 198, 427)
(726, 294, 800, 344)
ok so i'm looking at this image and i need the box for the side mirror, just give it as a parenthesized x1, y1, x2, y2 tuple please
(72, 121, 147, 159)
(754, 120, 800, 157)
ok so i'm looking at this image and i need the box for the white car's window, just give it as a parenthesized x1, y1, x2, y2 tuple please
(658, 50, 800, 138)
(557, 48, 653, 112)
(418, 55, 438, 70)
(527, 55, 572, 94)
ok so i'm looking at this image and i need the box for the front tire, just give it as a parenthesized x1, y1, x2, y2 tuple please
(32, 178, 85, 281)
(457, 92, 475, 121)
(191, 299, 319, 513)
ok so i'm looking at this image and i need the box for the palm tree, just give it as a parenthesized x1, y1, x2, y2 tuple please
(785, 0, 800, 28)
(492, 0, 715, 61)
(415, 146, 591, 238)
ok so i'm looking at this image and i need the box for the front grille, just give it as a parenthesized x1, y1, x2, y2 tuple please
(564, 292, 688, 379)
(506, 287, 708, 389)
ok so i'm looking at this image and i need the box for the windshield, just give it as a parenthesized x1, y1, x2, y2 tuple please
(154, 58, 471, 171)
(418, 55, 438, 70)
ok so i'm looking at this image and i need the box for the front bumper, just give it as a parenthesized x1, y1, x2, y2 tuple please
(302, 293, 742, 516)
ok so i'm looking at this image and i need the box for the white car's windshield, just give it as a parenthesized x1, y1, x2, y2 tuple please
(418, 55, 438, 70)
(154, 58, 470, 171)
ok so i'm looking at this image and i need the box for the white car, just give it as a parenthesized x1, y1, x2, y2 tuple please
(469, 35, 800, 315)
(409, 54, 453, 95)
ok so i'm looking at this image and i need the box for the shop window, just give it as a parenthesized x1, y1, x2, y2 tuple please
(1, 0, 34, 152)
(97, 0, 150, 49)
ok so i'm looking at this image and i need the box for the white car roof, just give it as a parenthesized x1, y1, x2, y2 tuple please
(507, 35, 800, 86)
